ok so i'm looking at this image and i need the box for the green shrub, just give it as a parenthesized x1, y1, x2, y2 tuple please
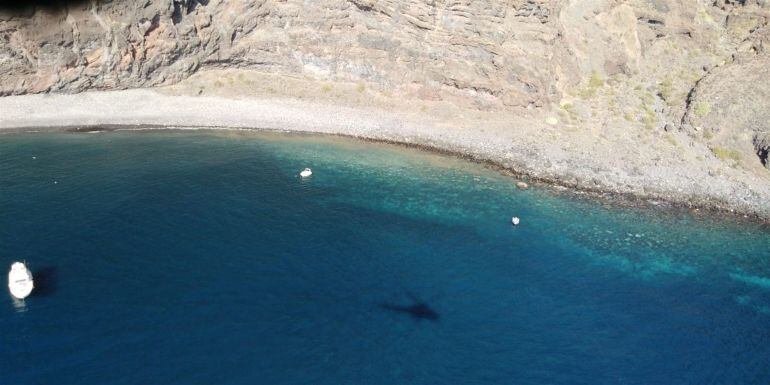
(639, 104, 657, 129)
(588, 72, 604, 88)
(694, 101, 711, 117)
(579, 72, 605, 99)
(658, 78, 673, 101)
(643, 91, 655, 105)
(712, 147, 742, 163)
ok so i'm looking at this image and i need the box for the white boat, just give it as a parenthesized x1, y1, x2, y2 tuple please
(299, 168, 312, 178)
(8, 262, 34, 299)
(511, 216, 520, 226)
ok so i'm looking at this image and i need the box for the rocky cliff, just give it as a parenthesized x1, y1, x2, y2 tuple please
(1, 0, 769, 173)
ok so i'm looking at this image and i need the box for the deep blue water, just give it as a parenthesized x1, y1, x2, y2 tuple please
(1, 131, 769, 385)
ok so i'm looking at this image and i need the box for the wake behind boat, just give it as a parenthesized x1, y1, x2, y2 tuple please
(8, 262, 34, 299)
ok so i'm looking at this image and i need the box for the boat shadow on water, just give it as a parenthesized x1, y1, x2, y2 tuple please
(379, 292, 440, 322)
(31, 266, 59, 297)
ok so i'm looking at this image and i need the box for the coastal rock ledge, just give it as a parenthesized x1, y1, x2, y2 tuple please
(1, 0, 769, 220)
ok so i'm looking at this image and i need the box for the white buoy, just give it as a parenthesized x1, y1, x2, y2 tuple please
(299, 168, 312, 178)
(511, 216, 520, 226)
(8, 262, 34, 300)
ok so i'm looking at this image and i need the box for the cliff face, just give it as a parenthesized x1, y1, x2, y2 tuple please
(0, 0, 571, 107)
(1, 0, 769, 171)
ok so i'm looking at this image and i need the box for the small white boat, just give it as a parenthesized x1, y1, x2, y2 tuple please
(8, 262, 34, 299)
(511, 216, 520, 226)
(299, 168, 313, 178)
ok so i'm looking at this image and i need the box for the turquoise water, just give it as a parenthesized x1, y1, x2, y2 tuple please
(1, 131, 769, 384)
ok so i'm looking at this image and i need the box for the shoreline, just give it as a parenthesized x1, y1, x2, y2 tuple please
(1, 88, 769, 224)
(8, 124, 768, 227)
(94, 126, 770, 226)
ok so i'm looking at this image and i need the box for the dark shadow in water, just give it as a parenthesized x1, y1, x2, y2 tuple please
(380, 292, 439, 321)
(32, 266, 58, 297)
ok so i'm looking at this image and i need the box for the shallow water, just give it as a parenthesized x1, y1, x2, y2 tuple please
(1, 131, 769, 385)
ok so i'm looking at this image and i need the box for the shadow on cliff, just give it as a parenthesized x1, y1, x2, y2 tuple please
(379, 292, 440, 322)
(0, 0, 90, 15)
